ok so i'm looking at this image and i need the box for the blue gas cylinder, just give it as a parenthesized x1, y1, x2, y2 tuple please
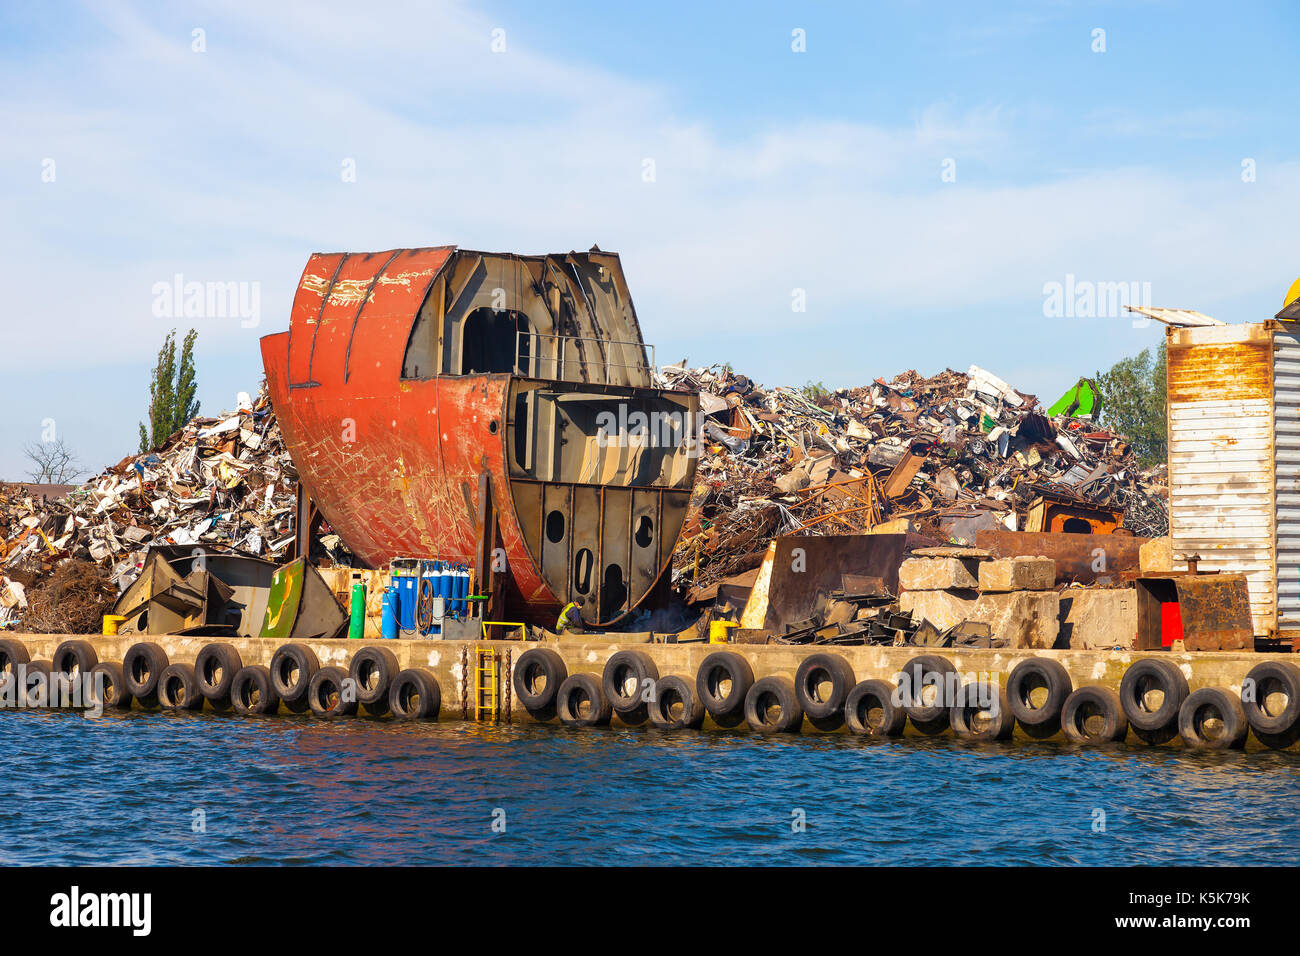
(397, 575, 417, 632)
(381, 586, 399, 639)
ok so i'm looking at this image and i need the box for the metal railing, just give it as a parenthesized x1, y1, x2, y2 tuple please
(514, 330, 654, 384)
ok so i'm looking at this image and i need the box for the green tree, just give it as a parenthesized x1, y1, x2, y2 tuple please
(139, 328, 200, 452)
(1095, 340, 1167, 466)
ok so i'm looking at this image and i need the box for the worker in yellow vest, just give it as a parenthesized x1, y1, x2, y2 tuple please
(556, 601, 585, 634)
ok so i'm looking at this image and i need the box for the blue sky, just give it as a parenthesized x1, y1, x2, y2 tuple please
(2, 0, 1297, 480)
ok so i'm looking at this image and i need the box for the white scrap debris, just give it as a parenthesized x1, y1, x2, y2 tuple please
(966, 365, 1023, 408)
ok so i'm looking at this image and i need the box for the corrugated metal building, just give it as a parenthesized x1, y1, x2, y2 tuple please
(1165, 298, 1300, 639)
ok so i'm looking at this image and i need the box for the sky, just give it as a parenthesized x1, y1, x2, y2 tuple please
(2, 0, 1298, 481)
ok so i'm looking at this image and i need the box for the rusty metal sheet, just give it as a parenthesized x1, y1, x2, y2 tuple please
(757, 533, 918, 630)
(1136, 573, 1253, 651)
(976, 529, 1149, 584)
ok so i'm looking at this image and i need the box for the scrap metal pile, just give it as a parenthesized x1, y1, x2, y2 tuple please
(658, 362, 1169, 592)
(0, 386, 346, 632)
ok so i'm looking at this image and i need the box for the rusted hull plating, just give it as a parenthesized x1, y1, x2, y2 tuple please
(261, 246, 698, 626)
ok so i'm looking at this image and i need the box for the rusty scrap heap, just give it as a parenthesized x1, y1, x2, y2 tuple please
(0, 386, 338, 632)
(658, 362, 1169, 592)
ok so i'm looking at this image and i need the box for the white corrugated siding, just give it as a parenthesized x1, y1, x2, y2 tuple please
(1167, 324, 1276, 635)
(1274, 331, 1300, 630)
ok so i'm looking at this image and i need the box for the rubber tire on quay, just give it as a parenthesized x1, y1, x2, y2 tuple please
(602, 650, 659, 715)
(1060, 686, 1128, 744)
(1241, 660, 1300, 736)
(843, 680, 907, 737)
(350, 646, 400, 708)
(909, 714, 951, 737)
(900, 654, 958, 724)
(1007, 657, 1072, 729)
(22, 660, 54, 708)
(194, 643, 243, 705)
(556, 673, 612, 727)
(696, 651, 755, 725)
(1119, 657, 1188, 733)
(513, 647, 567, 715)
(794, 653, 856, 724)
(157, 663, 203, 711)
(231, 665, 280, 716)
(1178, 687, 1249, 751)
(950, 682, 1016, 741)
(52, 639, 98, 679)
(270, 643, 319, 705)
(308, 666, 357, 717)
(122, 642, 169, 707)
(0, 638, 30, 680)
(389, 668, 441, 720)
(88, 662, 132, 711)
(744, 676, 803, 734)
(647, 675, 706, 730)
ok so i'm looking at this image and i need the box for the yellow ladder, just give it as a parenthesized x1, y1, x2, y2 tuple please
(474, 646, 498, 721)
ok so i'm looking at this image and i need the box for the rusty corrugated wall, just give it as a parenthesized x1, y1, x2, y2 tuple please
(1166, 323, 1276, 635)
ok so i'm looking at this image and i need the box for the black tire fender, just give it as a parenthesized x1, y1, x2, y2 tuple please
(1241, 660, 1300, 736)
(1119, 657, 1188, 732)
(0, 639, 30, 682)
(389, 668, 441, 720)
(22, 660, 53, 708)
(52, 639, 98, 679)
(950, 681, 1016, 741)
(158, 663, 203, 711)
(231, 665, 280, 716)
(744, 675, 803, 734)
(194, 643, 244, 703)
(602, 650, 659, 714)
(899, 654, 958, 724)
(349, 646, 400, 707)
(1179, 687, 1248, 750)
(1061, 685, 1128, 744)
(1007, 657, 1072, 728)
(122, 642, 169, 704)
(647, 675, 706, 730)
(696, 651, 755, 721)
(557, 673, 612, 727)
(88, 662, 132, 711)
(307, 666, 357, 717)
(794, 653, 856, 722)
(514, 647, 567, 713)
(844, 679, 906, 737)
(270, 643, 319, 703)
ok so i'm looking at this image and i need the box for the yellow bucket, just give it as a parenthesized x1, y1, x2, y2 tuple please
(709, 620, 740, 644)
(102, 614, 126, 635)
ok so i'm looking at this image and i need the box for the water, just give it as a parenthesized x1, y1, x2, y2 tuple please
(2, 708, 1297, 866)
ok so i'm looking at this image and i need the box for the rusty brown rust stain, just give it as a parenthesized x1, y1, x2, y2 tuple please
(1167, 342, 1271, 402)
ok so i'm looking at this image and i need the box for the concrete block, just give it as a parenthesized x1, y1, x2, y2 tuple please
(902, 588, 1059, 648)
(978, 556, 1056, 592)
(1140, 537, 1173, 573)
(899, 589, 978, 630)
(1058, 588, 1136, 650)
(899, 557, 979, 591)
(972, 590, 1059, 649)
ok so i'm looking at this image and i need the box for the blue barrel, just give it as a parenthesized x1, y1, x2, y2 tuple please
(397, 575, 417, 632)
(381, 586, 399, 639)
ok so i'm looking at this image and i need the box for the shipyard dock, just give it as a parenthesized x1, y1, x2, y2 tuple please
(3, 631, 1297, 753)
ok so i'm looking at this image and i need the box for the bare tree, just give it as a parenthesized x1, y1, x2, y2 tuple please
(22, 439, 83, 484)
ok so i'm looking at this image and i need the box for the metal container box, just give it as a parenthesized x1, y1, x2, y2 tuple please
(1165, 317, 1300, 639)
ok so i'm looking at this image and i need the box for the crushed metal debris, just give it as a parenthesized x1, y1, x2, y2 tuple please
(657, 362, 1168, 594)
(1, 385, 350, 632)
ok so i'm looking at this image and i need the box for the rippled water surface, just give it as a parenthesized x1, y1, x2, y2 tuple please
(2, 709, 1297, 865)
